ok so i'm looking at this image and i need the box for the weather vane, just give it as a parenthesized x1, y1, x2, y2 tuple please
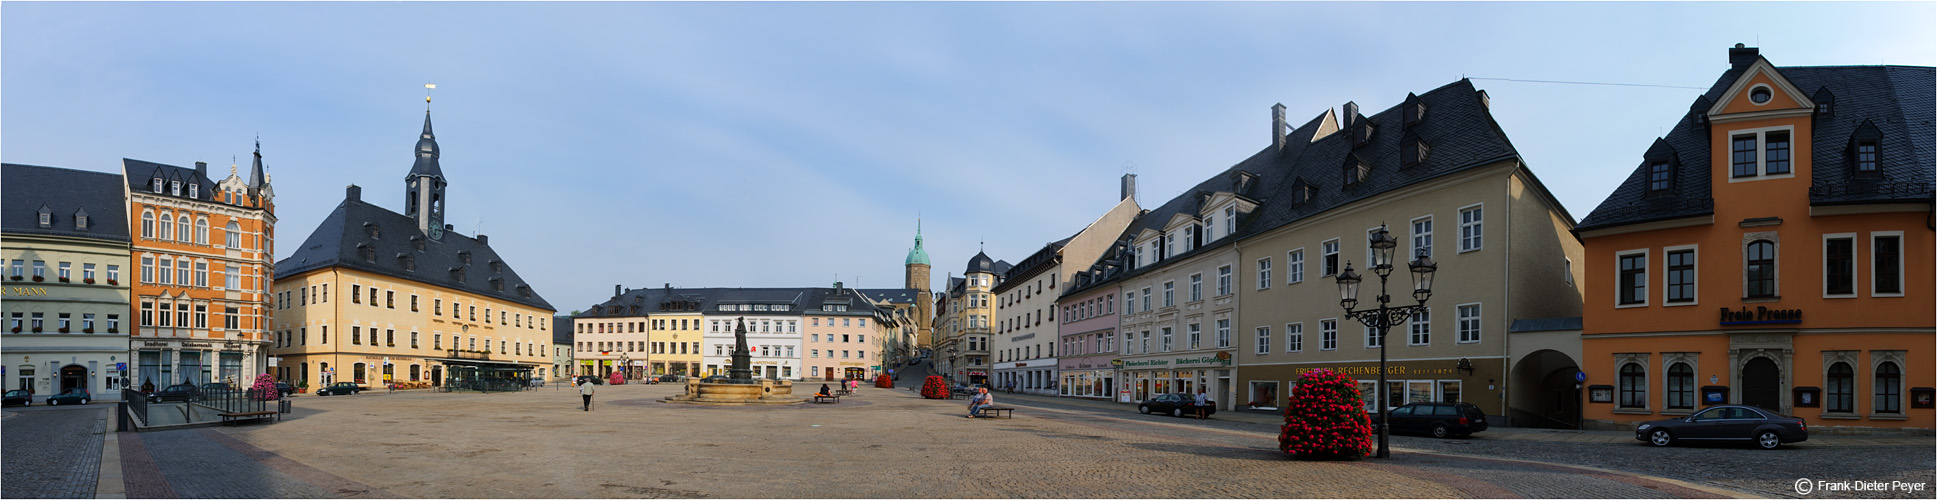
(425, 82, 436, 108)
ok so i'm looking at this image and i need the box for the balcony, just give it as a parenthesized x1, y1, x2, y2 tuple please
(447, 349, 492, 361)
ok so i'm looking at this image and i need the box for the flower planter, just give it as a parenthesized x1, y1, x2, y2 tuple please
(83, 278, 95, 284)
(58, 277, 69, 282)
(31, 276, 43, 282)
(9, 327, 18, 333)
(107, 280, 117, 285)
(9, 276, 20, 281)
(58, 328, 68, 333)
(82, 329, 93, 334)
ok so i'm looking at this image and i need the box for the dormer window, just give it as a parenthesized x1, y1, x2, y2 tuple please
(357, 244, 375, 262)
(1813, 87, 1835, 115)
(490, 260, 503, 273)
(187, 184, 198, 199)
(458, 252, 472, 265)
(1856, 140, 1879, 175)
(411, 236, 426, 251)
(74, 209, 88, 231)
(1355, 123, 1375, 147)
(365, 222, 380, 239)
(152, 178, 164, 193)
(1344, 158, 1370, 187)
(1748, 85, 1773, 105)
(1850, 120, 1883, 179)
(1649, 162, 1673, 193)
(170, 181, 181, 196)
(1401, 135, 1430, 167)
(37, 205, 52, 228)
(400, 254, 416, 271)
(1403, 94, 1426, 127)
(1291, 179, 1314, 206)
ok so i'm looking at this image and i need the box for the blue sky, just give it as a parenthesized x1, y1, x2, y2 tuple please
(4, 2, 1932, 313)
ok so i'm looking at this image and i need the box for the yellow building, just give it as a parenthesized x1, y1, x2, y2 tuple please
(267, 112, 555, 390)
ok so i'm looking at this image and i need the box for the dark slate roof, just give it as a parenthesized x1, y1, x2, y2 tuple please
(1084, 79, 1519, 287)
(123, 158, 220, 204)
(1509, 317, 1583, 333)
(1577, 63, 1936, 231)
(553, 315, 574, 344)
(573, 286, 891, 320)
(965, 251, 997, 275)
(274, 187, 554, 311)
(997, 237, 1071, 290)
(858, 288, 921, 305)
(409, 112, 444, 179)
(1, 164, 131, 243)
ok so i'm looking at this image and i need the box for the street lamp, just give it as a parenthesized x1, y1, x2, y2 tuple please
(1333, 224, 1436, 459)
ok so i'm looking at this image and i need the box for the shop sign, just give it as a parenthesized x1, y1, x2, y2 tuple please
(1720, 306, 1802, 325)
(142, 342, 169, 347)
(1120, 352, 1235, 369)
(3, 287, 49, 296)
(1291, 365, 1461, 377)
(182, 342, 212, 349)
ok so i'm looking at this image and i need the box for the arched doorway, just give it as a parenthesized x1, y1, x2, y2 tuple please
(1510, 349, 1581, 429)
(1742, 357, 1781, 411)
(59, 365, 87, 393)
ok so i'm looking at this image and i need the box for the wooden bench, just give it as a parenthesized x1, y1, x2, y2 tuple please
(835, 388, 853, 396)
(813, 395, 840, 404)
(219, 410, 278, 426)
(975, 407, 1014, 419)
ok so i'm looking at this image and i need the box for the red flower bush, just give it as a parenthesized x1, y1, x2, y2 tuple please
(251, 373, 280, 401)
(874, 374, 893, 388)
(920, 375, 949, 399)
(1278, 368, 1374, 460)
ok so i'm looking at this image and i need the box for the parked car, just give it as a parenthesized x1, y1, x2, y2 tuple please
(575, 375, 604, 385)
(200, 382, 234, 393)
(1376, 402, 1488, 438)
(1138, 393, 1217, 418)
(274, 382, 295, 398)
(656, 375, 683, 383)
(1636, 405, 1807, 449)
(315, 382, 365, 396)
(46, 388, 91, 406)
(2, 390, 31, 407)
(148, 384, 201, 403)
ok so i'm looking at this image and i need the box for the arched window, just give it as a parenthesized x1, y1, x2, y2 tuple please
(225, 221, 241, 248)
(1826, 362, 1854, 413)
(1618, 363, 1647, 408)
(195, 218, 209, 245)
(1876, 362, 1901, 414)
(175, 215, 190, 242)
(141, 211, 155, 238)
(353, 363, 367, 384)
(159, 212, 174, 241)
(1746, 240, 1776, 297)
(1666, 362, 1694, 409)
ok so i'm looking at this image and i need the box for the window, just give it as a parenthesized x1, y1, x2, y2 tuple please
(1666, 248, 1695, 303)
(1255, 326, 1270, 355)
(386, 291, 395, 309)
(1618, 363, 1646, 408)
(1216, 265, 1231, 296)
(141, 211, 155, 238)
(1322, 239, 1340, 276)
(1160, 327, 1173, 352)
(1825, 236, 1855, 296)
(1188, 274, 1202, 302)
(1731, 134, 1758, 177)
(1746, 240, 1776, 298)
(1162, 282, 1174, 308)
(1876, 361, 1901, 414)
(107, 265, 118, 283)
(82, 263, 95, 281)
(1826, 362, 1854, 413)
(226, 221, 240, 247)
(1364, 320, 1381, 348)
(352, 284, 361, 303)
(1123, 291, 1135, 314)
(1666, 362, 1694, 410)
(159, 213, 173, 241)
(1141, 287, 1151, 311)
(224, 307, 238, 329)
(1648, 162, 1672, 192)
(1256, 258, 1272, 290)
(1855, 140, 1878, 174)
(158, 258, 171, 285)
(1187, 323, 1200, 349)
(1873, 233, 1902, 295)
(1618, 251, 1647, 306)
(1407, 308, 1429, 345)
(225, 266, 239, 290)
(194, 261, 207, 287)
(1764, 131, 1790, 175)
(1215, 319, 1230, 348)
(1411, 216, 1433, 258)
(1288, 249, 1304, 284)
(177, 215, 189, 242)
(352, 326, 362, 345)
(411, 295, 420, 312)
(1729, 128, 1796, 179)
(1458, 205, 1482, 252)
(1456, 304, 1480, 343)
(1224, 205, 1237, 236)
(1285, 323, 1302, 352)
(1320, 320, 1337, 351)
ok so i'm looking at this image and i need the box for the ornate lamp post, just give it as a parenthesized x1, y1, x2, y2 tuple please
(1332, 224, 1437, 459)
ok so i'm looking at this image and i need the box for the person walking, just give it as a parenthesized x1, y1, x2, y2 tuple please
(579, 378, 596, 411)
(1193, 388, 1210, 420)
(967, 387, 994, 418)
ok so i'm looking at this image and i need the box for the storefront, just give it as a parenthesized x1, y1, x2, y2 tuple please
(1058, 354, 1115, 400)
(993, 359, 1057, 395)
(1240, 357, 1504, 415)
(431, 356, 538, 392)
(135, 339, 258, 389)
(1115, 351, 1235, 409)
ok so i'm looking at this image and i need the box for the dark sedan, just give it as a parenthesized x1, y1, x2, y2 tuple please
(2, 390, 30, 407)
(315, 382, 364, 396)
(1377, 402, 1488, 438)
(148, 384, 201, 403)
(1636, 405, 1808, 449)
(46, 388, 91, 406)
(1138, 393, 1216, 418)
(274, 382, 295, 398)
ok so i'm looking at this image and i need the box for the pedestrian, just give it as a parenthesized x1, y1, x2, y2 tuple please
(1194, 388, 1210, 420)
(967, 387, 993, 418)
(579, 378, 595, 411)
(1007, 380, 1015, 394)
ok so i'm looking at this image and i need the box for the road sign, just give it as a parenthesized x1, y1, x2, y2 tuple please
(1574, 371, 1587, 382)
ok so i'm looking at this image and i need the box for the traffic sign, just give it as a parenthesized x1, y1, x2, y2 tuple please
(1574, 371, 1587, 382)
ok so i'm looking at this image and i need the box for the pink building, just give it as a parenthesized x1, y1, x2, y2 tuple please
(1059, 266, 1123, 401)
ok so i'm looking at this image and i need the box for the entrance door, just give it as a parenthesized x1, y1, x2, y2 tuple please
(432, 366, 443, 386)
(825, 368, 835, 381)
(59, 365, 86, 393)
(1742, 357, 1781, 411)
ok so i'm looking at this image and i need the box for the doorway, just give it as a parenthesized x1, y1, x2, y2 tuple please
(825, 367, 835, 381)
(1742, 357, 1781, 411)
(59, 365, 86, 393)
(432, 366, 443, 386)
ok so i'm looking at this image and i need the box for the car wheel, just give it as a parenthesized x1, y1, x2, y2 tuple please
(46, 399, 56, 406)
(1431, 424, 1450, 438)
(1756, 430, 1781, 450)
(1138, 405, 1151, 414)
(1172, 407, 1185, 418)
(1649, 429, 1674, 447)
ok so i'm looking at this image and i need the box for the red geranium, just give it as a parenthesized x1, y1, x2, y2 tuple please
(920, 375, 950, 399)
(1277, 369, 1374, 460)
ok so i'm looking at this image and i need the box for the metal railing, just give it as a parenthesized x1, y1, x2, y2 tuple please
(122, 389, 149, 426)
(200, 388, 274, 414)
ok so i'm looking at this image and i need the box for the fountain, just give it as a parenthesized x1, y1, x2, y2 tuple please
(664, 317, 807, 405)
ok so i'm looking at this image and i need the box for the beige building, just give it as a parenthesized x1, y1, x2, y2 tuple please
(991, 184, 1140, 395)
(3, 164, 134, 401)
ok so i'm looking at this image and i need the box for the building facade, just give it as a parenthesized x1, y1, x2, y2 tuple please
(552, 315, 574, 381)
(939, 253, 1004, 386)
(993, 185, 1140, 396)
(1576, 46, 1934, 433)
(126, 149, 276, 391)
(2, 164, 134, 402)
(1057, 244, 1127, 401)
(268, 112, 556, 389)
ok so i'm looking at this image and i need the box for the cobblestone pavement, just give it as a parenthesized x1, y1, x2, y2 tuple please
(2, 405, 107, 499)
(86, 383, 1773, 499)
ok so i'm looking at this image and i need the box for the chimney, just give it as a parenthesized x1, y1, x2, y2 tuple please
(1342, 102, 1360, 130)
(1120, 173, 1137, 203)
(614, 284, 622, 298)
(475, 234, 488, 246)
(1271, 103, 1288, 150)
(345, 184, 361, 201)
(194, 161, 208, 179)
(1729, 43, 1759, 70)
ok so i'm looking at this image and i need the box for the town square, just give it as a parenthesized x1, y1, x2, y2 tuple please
(2, 1, 1934, 498)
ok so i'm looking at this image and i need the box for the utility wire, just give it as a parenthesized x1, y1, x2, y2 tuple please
(1469, 77, 1707, 90)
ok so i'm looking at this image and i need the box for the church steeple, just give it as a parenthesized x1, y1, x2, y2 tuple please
(904, 218, 932, 293)
(405, 110, 448, 240)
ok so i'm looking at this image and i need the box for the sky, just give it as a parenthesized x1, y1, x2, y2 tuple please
(4, 2, 1932, 314)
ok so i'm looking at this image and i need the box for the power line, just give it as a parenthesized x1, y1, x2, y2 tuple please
(1469, 77, 1707, 90)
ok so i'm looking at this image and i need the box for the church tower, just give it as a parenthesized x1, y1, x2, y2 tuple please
(405, 111, 448, 240)
(904, 220, 934, 348)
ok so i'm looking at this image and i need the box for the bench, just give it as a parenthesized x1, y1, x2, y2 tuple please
(835, 388, 853, 396)
(813, 395, 840, 404)
(974, 407, 1013, 419)
(219, 410, 278, 426)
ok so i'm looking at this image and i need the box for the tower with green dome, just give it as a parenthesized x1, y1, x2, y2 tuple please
(904, 220, 933, 349)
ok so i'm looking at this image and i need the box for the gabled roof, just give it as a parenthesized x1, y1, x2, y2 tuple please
(275, 188, 554, 311)
(1578, 61, 1935, 231)
(553, 315, 575, 343)
(1, 164, 131, 243)
(572, 286, 891, 320)
(123, 158, 221, 204)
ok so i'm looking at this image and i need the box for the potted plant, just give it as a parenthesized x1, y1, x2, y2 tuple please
(107, 279, 117, 285)
(31, 275, 43, 282)
(9, 275, 20, 281)
(83, 328, 93, 334)
(58, 328, 68, 333)
(296, 380, 308, 394)
(84, 278, 95, 284)
(58, 276, 69, 282)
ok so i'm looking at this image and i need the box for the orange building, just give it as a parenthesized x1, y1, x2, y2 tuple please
(1575, 45, 1932, 433)
(125, 147, 276, 390)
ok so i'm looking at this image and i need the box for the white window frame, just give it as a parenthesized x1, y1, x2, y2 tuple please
(1256, 257, 1272, 290)
(1407, 307, 1430, 346)
(1216, 265, 1232, 296)
(1410, 215, 1433, 259)
(1663, 244, 1699, 306)
(1162, 281, 1174, 308)
(1871, 231, 1905, 297)
(1321, 238, 1341, 276)
(1364, 322, 1380, 349)
(1615, 248, 1649, 308)
(1724, 125, 1798, 182)
(1255, 326, 1270, 355)
(1458, 204, 1483, 253)
(1285, 323, 1303, 353)
(1188, 274, 1202, 302)
(1320, 319, 1337, 351)
(1456, 302, 1482, 344)
(1288, 249, 1305, 284)
(1215, 318, 1230, 348)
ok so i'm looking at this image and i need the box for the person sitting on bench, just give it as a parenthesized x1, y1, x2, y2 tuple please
(967, 387, 994, 418)
(818, 383, 832, 397)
